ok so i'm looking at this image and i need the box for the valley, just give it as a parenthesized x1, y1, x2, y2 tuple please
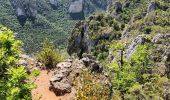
(0, 0, 170, 100)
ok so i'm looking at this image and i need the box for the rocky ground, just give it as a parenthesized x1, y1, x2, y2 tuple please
(32, 70, 76, 100)
(18, 53, 107, 100)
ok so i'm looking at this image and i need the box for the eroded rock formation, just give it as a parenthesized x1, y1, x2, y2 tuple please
(10, 0, 37, 26)
(69, 0, 85, 20)
(49, 57, 104, 95)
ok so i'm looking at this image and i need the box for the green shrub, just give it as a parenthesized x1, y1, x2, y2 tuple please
(109, 43, 170, 99)
(74, 70, 111, 100)
(31, 69, 41, 77)
(36, 39, 64, 68)
(0, 25, 33, 100)
(144, 27, 152, 34)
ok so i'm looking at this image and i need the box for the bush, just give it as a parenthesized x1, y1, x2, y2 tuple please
(0, 25, 33, 100)
(74, 70, 111, 100)
(109, 43, 170, 99)
(144, 27, 152, 34)
(36, 39, 64, 68)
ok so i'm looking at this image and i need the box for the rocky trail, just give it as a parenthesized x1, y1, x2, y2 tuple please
(31, 70, 76, 100)
(20, 53, 107, 100)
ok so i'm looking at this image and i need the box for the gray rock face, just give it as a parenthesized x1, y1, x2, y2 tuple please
(69, 0, 85, 20)
(114, 1, 122, 13)
(147, 1, 156, 13)
(67, 21, 91, 57)
(49, 0, 59, 9)
(152, 33, 170, 44)
(50, 59, 84, 95)
(50, 57, 104, 95)
(125, 35, 147, 58)
(68, 0, 112, 20)
(16, 7, 27, 26)
(10, 0, 37, 26)
(81, 57, 103, 73)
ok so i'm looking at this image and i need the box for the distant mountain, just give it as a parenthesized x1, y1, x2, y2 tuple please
(0, 0, 111, 53)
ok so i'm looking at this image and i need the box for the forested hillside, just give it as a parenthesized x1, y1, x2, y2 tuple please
(0, 0, 110, 53)
(0, 0, 170, 100)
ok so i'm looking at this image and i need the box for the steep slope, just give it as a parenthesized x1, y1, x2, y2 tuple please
(0, 0, 111, 53)
(67, 0, 170, 99)
(68, 0, 170, 59)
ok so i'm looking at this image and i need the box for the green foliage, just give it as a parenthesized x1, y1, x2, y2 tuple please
(31, 69, 40, 77)
(0, 0, 76, 53)
(0, 0, 109, 53)
(110, 41, 125, 50)
(0, 25, 22, 72)
(109, 43, 170, 99)
(144, 27, 152, 34)
(110, 60, 136, 92)
(131, 43, 151, 66)
(126, 75, 170, 100)
(5, 66, 33, 100)
(36, 39, 64, 68)
(0, 25, 33, 100)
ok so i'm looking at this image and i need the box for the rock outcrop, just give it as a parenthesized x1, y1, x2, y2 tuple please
(49, 57, 104, 95)
(49, 0, 59, 9)
(69, 0, 85, 20)
(68, 0, 113, 20)
(81, 57, 103, 73)
(114, 1, 122, 14)
(18, 54, 43, 74)
(125, 35, 148, 59)
(49, 59, 84, 95)
(151, 33, 170, 77)
(67, 14, 118, 58)
(10, 0, 37, 26)
(67, 21, 91, 57)
(147, 1, 156, 13)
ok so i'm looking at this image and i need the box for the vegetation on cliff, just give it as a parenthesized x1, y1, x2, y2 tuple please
(68, 0, 170, 99)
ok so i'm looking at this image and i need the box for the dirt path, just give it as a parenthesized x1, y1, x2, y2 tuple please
(32, 70, 76, 100)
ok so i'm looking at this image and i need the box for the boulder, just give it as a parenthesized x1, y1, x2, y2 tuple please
(49, 57, 104, 95)
(69, 0, 85, 20)
(50, 60, 81, 95)
(49, 0, 59, 9)
(50, 81, 72, 96)
(81, 57, 103, 73)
